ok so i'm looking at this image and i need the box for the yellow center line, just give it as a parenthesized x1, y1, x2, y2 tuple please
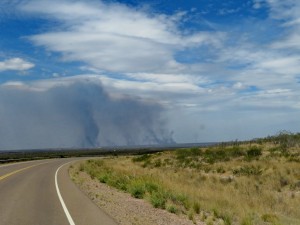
(0, 162, 47, 181)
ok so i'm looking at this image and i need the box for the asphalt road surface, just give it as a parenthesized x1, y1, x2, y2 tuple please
(0, 158, 118, 225)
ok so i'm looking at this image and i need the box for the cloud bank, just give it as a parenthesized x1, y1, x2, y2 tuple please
(0, 78, 174, 150)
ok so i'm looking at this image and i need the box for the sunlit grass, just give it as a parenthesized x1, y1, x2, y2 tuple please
(78, 135, 300, 225)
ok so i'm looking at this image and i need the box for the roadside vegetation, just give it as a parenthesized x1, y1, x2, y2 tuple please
(77, 131, 300, 225)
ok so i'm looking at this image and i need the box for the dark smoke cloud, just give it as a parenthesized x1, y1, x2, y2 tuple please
(0, 80, 174, 150)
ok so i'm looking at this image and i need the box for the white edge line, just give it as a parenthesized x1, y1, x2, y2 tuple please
(55, 162, 76, 225)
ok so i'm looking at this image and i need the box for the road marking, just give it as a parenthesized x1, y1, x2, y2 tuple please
(55, 162, 76, 225)
(0, 163, 44, 181)
(0, 159, 48, 168)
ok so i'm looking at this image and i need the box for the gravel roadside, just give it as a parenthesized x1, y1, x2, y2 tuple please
(69, 161, 205, 225)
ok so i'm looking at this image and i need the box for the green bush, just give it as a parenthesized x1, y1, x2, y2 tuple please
(98, 173, 110, 183)
(213, 209, 232, 225)
(129, 181, 146, 199)
(217, 166, 226, 173)
(190, 147, 202, 156)
(145, 181, 159, 193)
(228, 146, 245, 157)
(79, 163, 84, 171)
(241, 216, 254, 225)
(176, 147, 201, 163)
(150, 192, 167, 209)
(109, 175, 129, 191)
(233, 165, 262, 176)
(167, 204, 178, 214)
(261, 214, 279, 223)
(222, 214, 232, 225)
(154, 159, 162, 167)
(246, 146, 262, 158)
(188, 211, 194, 221)
(193, 202, 201, 214)
(132, 154, 151, 162)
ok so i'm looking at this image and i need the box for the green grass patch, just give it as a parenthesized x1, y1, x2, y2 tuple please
(233, 165, 262, 176)
(82, 159, 193, 214)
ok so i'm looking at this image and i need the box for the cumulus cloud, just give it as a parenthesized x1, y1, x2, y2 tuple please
(0, 78, 174, 150)
(0, 58, 35, 72)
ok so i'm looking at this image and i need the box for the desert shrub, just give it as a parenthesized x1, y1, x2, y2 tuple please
(109, 175, 130, 191)
(172, 193, 190, 209)
(176, 147, 202, 160)
(261, 214, 279, 223)
(190, 147, 202, 156)
(222, 214, 232, 225)
(98, 173, 110, 183)
(288, 154, 300, 162)
(154, 159, 162, 167)
(167, 204, 178, 214)
(279, 177, 289, 187)
(246, 146, 262, 158)
(205, 215, 214, 225)
(228, 146, 245, 157)
(217, 166, 226, 173)
(132, 154, 151, 162)
(150, 191, 167, 209)
(145, 181, 159, 193)
(193, 202, 201, 214)
(241, 216, 254, 225)
(203, 149, 226, 164)
(233, 165, 262, 176)
(188, 211, 194, 221)
(129, 180, 146, 199)
(213, 209, 232, 225)
(79, 163, 84, 171)
(290, 181, 300, 190)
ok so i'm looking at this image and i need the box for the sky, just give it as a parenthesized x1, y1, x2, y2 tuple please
(0, 0, 300, 150)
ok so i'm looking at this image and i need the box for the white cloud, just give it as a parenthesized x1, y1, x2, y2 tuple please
(11, 0, 300, 142)
(272, 33, 300, 49)
(0, 58, 35, 72)
(262, 0, 300, 49)
(257, 56, 300, 74)
(96, 75, 204, 98)
(125, 72, 207, 84)
(21, 0, 223, 73)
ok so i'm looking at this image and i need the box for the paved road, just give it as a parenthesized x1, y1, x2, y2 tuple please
(0, 158, 118, 225)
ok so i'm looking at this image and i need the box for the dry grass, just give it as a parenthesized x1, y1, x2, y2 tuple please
(79, 139, 300, 225)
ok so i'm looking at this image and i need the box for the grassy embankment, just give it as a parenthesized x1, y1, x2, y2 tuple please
(77, 132, 300, 225)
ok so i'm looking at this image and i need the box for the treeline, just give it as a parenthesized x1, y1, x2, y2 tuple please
(256, 130, 300, 151)
(216, 131, 300, 151)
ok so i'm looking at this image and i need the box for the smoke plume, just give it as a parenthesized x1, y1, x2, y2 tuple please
(0, 79, 174, 150)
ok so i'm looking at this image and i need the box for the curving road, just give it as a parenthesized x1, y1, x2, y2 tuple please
(0, 158, 118, 225)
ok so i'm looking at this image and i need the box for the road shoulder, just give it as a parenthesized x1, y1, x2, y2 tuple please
(69, 160, 200, 225)
(59, 160, 118, 225)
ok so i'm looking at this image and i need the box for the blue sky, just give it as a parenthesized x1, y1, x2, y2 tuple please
(0, 0, 300, 148)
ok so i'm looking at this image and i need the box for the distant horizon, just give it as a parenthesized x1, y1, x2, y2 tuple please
(1, 130, 297, 152)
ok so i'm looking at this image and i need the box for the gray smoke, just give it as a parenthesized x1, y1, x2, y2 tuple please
(0, 80, 174, 150)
